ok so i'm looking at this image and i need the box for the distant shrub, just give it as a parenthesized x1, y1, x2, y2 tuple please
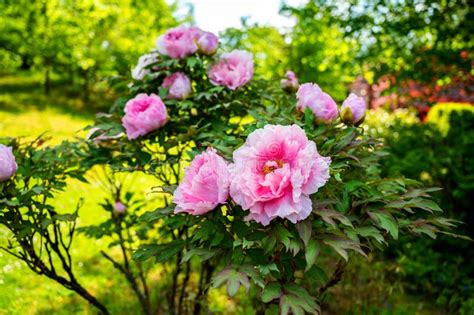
(365, 103, 474, 312)
(427, 102, 474, 136)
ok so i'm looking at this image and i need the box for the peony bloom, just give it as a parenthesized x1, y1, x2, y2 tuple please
(173, 148, 230, 215)
(197, 31, 219, 55)
(131, 53, 159, 80)
(156, 26, 198, 59)
(296, 83, 338, 122)
(122, 94, 168, 140)
(114, 201, 127, 213)
(340, 93, 366, 125)
(161, 72, 192, 100)
(0, 144, 17, 182)
(280, 70, 299, 92)
(208, 50, 254, 90)
(229, 124, 331, 225)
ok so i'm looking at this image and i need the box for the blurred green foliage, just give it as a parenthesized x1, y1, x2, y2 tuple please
(0, 0, 176, 101)
(221, 21, 288, 80)
(222, 0, 472, 103)
(365, 103, 474, 313)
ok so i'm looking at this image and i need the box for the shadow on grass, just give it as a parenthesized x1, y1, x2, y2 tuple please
(0, 71, 114, 117)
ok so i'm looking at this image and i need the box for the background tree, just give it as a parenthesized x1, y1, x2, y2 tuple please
(0, 0, 176, 100)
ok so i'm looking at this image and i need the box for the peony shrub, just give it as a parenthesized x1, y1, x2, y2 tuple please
(0, 24, 466, 315)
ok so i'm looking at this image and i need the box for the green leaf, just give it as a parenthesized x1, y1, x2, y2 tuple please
(274, 225, 293, 249)
(186, 57, 198, 68)
(353, 226, 385, 244)
(261, 283, 281, 303)
(323, 236, 367, 261)
(296, 219, 312, 247)
(304, 107, 314, 127)
(181, 248, 217, 263)
(53, 212, 78, 222)
(286, 239, 301, 256)
(315, 208, 353, 229)
(227, 272, 242, 297)
(262, 234, 277, 254)
(240, 265, 265, 288)
(132, 240, 184, 262)
(369, 211, 399, 240)
(138, 206, 173, 223)
(212, 267, 250, 297)
(305, 239, 320, 272)
(258, 263, 279, 276)
(413, 198, 443, 212)
(280, 284, 321, 315)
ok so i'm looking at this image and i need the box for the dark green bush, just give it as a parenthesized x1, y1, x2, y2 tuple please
(365, 103, 474, 312)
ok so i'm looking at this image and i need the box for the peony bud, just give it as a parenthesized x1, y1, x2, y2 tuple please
(114, 201, 127, 213)
(0, 144, 17, 182)
(280, 70, 299, 92)
(197, 31, 219, 55)
(296, 83, 338, 122)
(161, 72, 192, 100)
(340, 93, 366, 125)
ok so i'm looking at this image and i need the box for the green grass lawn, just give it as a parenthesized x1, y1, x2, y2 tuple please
(0, 72, 158, 314)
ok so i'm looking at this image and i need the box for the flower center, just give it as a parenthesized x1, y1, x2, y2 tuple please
(262, 159, 284, 174)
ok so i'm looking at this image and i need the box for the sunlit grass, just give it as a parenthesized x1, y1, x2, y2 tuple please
(0, 74, 149, 314)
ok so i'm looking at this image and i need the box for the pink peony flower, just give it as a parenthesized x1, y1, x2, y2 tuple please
(296, 83, 338, 122)
(173, 148, 230, 215)
(0, 144, 17, 182)
(197, 31, 219, 55)
(229, 124, 331, 225)
(156, 26, 198, 59)
(340, 93, 366, 125)
(122, 94, 168, 140)
(131, 53, 159, 80)
(114, 201, 127, 213)
(208, 50, 254, 90)
(161, 72, 192, 100)
(280, 70, 299, 92)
